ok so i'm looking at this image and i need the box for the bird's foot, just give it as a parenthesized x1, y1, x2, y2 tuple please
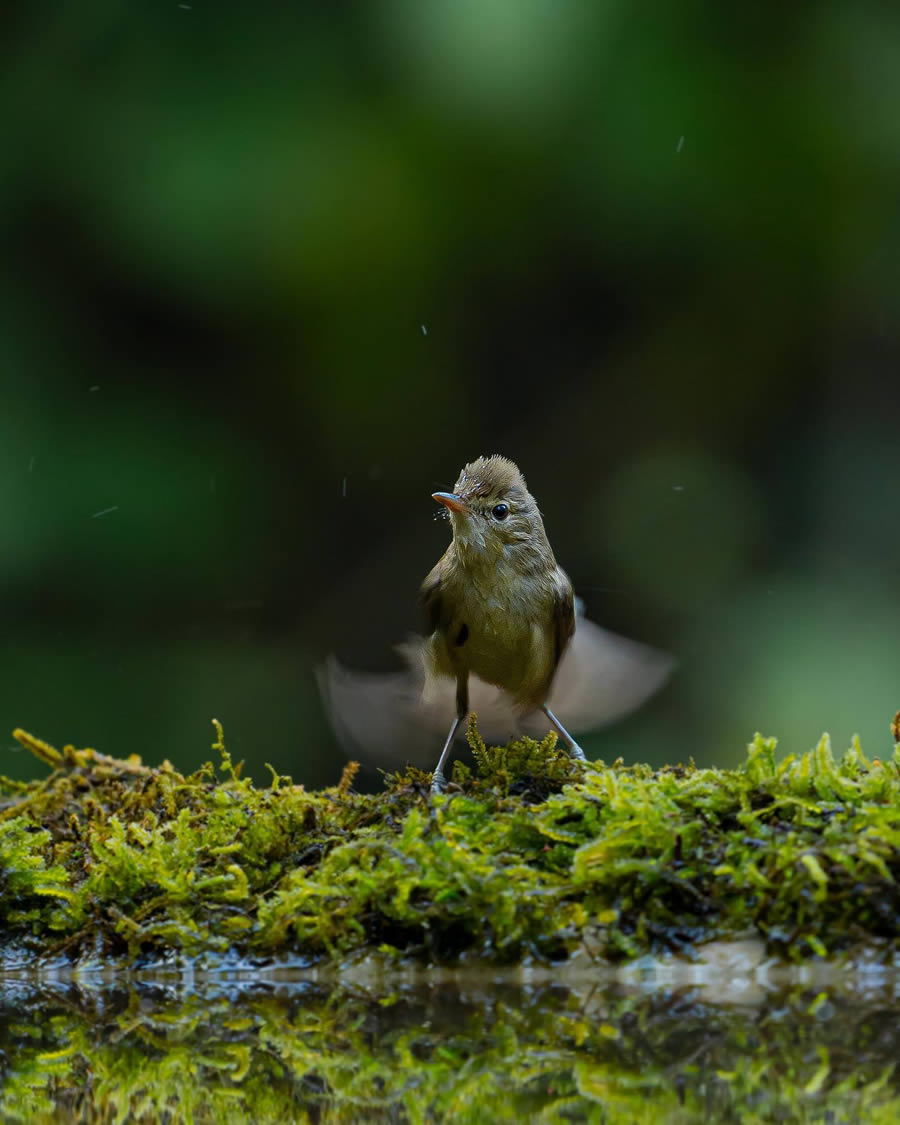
(430, 769, 447, 795)
(567, 742, 587, 763)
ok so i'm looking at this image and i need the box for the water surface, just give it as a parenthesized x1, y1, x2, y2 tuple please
(2, 960, 897, 1122)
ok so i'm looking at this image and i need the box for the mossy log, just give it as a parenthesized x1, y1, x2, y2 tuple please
(3, 717, 900, 969)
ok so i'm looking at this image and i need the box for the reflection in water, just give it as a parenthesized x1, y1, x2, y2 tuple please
(1, 969, 898, 1122)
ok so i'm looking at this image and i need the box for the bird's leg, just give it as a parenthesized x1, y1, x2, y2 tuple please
(541, 704, 587, 762)
(431, 674, 469, 794)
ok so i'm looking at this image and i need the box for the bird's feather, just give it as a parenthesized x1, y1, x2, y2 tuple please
(318, 616, 673, 767)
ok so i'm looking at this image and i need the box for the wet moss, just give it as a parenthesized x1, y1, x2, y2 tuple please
(3, 718, 900, 967)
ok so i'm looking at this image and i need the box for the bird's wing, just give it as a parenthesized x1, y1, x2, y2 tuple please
(317, 641, 519, 767)
(550, 567, 577, 669)
(525, 616, 675, 733)
(420, 561, 447, 635)
(319, 618, 674, 768)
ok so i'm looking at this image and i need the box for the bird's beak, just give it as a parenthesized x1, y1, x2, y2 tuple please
(432, 491, 470, 514)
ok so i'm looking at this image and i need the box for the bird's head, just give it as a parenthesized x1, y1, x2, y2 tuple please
(432, 454, 552, 566)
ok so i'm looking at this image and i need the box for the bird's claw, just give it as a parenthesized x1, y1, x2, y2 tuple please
(430, 769, 447, 795)
(568, 743, 587, 763)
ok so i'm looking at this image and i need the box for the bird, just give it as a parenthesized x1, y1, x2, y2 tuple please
(423, 454, 594, 791)
(318, 455, 673, 792)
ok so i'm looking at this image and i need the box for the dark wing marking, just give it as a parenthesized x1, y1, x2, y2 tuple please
(551, 568, 576, 672)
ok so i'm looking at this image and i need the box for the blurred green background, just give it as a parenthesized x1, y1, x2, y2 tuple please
(3, 1, 899, 787)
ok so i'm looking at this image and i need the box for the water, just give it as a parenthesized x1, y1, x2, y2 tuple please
(1, 962, 898, 1122)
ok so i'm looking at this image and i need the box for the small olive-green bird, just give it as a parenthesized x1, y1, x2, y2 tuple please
(320, 454, 673, 791)
(424, 454, 588, 790)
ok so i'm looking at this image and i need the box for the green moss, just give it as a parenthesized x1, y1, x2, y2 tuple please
(3, 719, 900, 967)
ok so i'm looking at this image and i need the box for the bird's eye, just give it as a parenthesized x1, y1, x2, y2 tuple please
(492, 503, 509, 521)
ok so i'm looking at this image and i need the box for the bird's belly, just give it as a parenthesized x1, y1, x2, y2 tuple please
(463, 614, 551, 707)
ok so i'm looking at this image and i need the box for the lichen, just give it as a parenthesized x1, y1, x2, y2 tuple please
(3, 719, 900, 968)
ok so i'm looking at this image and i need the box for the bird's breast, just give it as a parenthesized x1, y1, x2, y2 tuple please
(432, 567, 555, 707)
